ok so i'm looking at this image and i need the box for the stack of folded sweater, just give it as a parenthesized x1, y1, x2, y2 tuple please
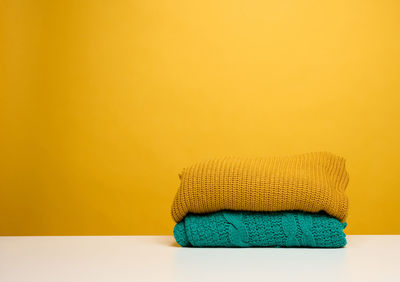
(171, 152, 349, 248)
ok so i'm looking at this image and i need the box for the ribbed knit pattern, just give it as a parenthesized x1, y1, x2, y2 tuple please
(174, 211, 347, 248)
(171, 152, 349, 223)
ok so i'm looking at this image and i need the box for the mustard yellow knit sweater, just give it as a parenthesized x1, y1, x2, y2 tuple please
(171, 152, 349, 223)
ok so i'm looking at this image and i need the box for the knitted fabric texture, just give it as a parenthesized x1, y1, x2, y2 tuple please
(174, 211, 347, 248)
(171, 152, 349, 223)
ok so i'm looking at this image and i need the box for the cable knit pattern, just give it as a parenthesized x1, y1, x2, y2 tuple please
(222, 212, 250, 247)
(299, 214, 316, 247)
(281, 213, 300, 247)
(171, 152, 349, 223)
(174, 211, 347, 248)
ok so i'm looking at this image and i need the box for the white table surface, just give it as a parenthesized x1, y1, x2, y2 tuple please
(0, 235, 399, 282)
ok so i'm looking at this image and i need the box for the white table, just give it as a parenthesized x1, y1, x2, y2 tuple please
(0, 235, 399, 282)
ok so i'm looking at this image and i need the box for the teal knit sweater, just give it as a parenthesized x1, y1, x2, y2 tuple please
(174, 211, 347, 248)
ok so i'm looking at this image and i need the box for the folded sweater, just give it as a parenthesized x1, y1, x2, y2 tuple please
(174, 211, 347, 248)
(172, 152, 349, 223)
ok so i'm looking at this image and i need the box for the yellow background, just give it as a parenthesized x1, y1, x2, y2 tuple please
(1, 0, 400, 235)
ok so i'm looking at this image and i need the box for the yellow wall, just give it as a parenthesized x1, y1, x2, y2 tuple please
(1, 0, 400, 235)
